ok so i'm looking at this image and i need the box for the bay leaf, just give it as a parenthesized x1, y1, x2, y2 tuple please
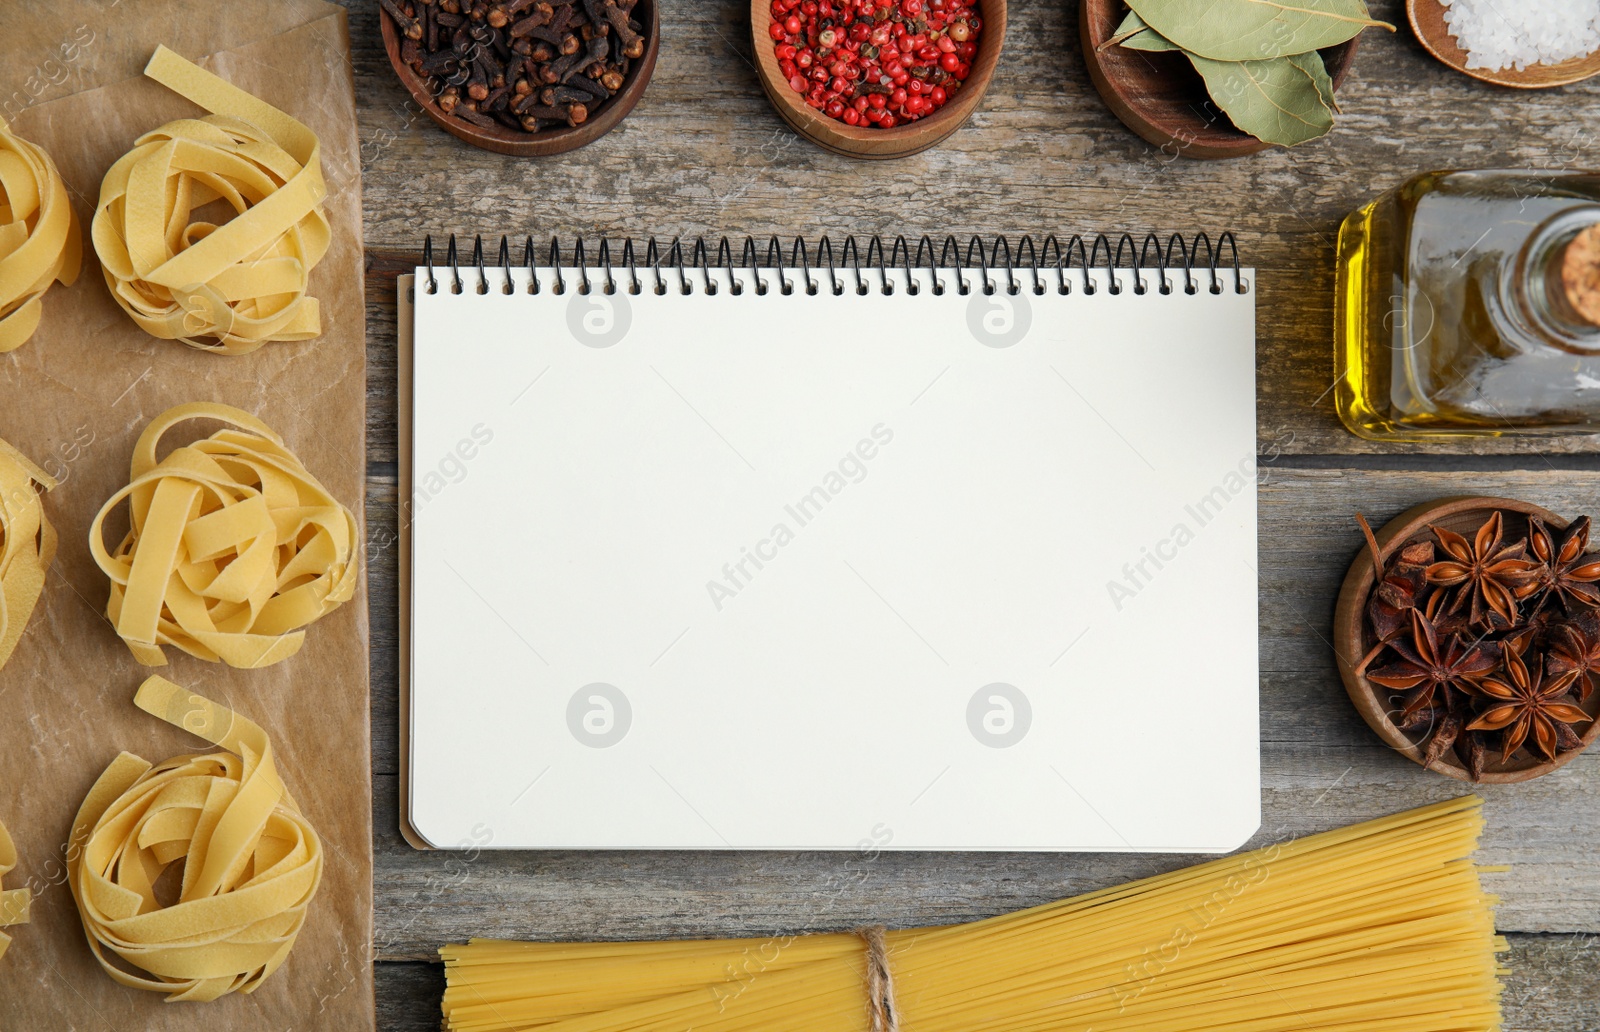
(1109, 11, 1182, 53)
(1127, 0, 1393, 61)
(1183, 52, 1334, 146)
(1291, 49, 1339, 114)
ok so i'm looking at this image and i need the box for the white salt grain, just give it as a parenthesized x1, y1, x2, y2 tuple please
(1440, 0, 1600, 71)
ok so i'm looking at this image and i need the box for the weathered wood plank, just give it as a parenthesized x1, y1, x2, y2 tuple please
(376, 962, 446, 1032)
(1499, 934, 1600, 1031)
(344, 0, 1600, 459)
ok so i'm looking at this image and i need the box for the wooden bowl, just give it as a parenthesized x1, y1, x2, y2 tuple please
(1334, 496, 1600, 783)
(380, 0, 659, 157)
(1409, 0, 1600, 89)
(1080, 0, 1360, 159)
(750, 0, 1006, 159)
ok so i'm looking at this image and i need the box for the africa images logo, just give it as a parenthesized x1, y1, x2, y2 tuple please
(566, 290, 632, 348)
(966, 683, 1032, 748)
(566, 683, 632, 748)
(966, 290, 1032, 348)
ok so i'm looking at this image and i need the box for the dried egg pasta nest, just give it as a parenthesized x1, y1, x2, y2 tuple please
(69, 676, 323, 1002)
(0, 117, 81, 352)
(0, 435, 57, 672)
(89, 402, 357, 669)
(0, 816, 28, 960)
(93, 46, 329, 355)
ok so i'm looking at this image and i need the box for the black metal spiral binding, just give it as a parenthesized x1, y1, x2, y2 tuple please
(417, 233, 1248, 298)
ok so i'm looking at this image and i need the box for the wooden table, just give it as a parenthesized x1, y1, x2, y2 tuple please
(343, 1, 1600, 1026)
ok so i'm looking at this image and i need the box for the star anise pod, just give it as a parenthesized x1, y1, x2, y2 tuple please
(1368, 609, 1501, 719)
(1371, 542, 1437, 641)
(1527, 516, 1600, 613)
(1501, 604, 1565, 660)
(1547, 614, 1600, 702)
(1421, 586, 1473, 640)
(1465, 643, 1589, 761)
(1554, 720, 1587, 753)
(1357, 515, 1436, 645)
(1456, 728, 1490, 781)
(1425, 512, 1540, 629)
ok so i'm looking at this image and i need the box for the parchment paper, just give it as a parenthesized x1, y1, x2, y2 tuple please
(0, 2, 372, 1029)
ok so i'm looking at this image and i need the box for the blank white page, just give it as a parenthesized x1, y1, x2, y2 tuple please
(409, 264, 1259, 851)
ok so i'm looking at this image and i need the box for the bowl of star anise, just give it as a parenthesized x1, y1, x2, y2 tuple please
(1335, 496, 1600, 783)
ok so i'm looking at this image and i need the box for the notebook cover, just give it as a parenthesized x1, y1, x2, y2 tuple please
(405, 262, 1259, 853)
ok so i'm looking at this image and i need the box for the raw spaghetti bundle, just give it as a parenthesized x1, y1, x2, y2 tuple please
(0, 435, 57, 672)
(89, 402, 358, 669)
(92, 46, 330, 354)
(0, 815, 28, 960)
(68, 676, 324, 1002)
(0, 116, 81, 352)
(442, 797, 1506, 1032)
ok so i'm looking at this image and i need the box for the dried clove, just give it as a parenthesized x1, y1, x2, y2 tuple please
(381, 0, 423, 39)
(385, 0, 645, 133)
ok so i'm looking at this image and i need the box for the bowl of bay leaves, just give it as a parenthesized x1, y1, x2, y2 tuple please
(1081, 0, 1394, 159)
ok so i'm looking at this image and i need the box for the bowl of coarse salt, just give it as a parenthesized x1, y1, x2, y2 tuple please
(1409, 0, 1600, 88)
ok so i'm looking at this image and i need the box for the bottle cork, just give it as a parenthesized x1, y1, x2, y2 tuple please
(1563, 222, 1600, 328)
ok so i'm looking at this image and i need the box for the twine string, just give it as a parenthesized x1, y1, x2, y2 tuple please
(855, 925, 900, 1032)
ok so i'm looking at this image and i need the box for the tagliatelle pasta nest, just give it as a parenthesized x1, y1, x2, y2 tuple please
(0, 816, 29, 960)
(0, 117, 81, 353)
(0, 118, 79, 352)
(89, 402, 358, 669)
(0, 436, 57, 672)
(92, 46, 329, 355)
(68, 676, 323, 1002)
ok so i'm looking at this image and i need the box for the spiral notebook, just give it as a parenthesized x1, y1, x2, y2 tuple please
(399, 234, 1260, 852)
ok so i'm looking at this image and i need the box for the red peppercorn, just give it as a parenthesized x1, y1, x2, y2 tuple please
(772, 0, 980, 129)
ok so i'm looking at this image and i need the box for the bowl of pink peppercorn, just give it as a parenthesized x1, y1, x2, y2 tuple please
(751, 0, 1006, 159)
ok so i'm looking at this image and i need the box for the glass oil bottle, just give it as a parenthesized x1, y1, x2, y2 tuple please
(1336, 170, 1600, 440)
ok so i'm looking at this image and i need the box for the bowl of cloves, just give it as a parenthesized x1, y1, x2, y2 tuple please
(1334, 496, 1600, 783)
(380, 0, 658, 156)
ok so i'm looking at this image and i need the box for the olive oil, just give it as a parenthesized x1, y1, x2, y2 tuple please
(1336, 170, 1600, 440)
